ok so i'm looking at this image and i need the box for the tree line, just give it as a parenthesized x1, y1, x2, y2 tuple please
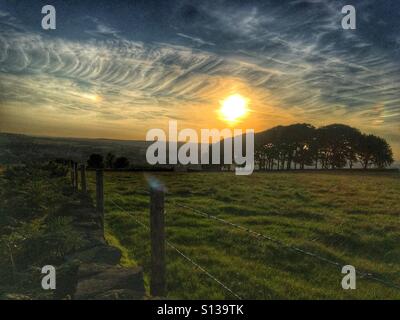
(254, 123, 394, 170)
(83, 123, 394, 171)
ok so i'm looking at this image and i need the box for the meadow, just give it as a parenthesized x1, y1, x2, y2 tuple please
(87, 171, 400, 299)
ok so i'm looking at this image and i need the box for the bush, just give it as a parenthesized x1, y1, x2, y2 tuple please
(87, 154, 104, 169)
(114, 157, 130, 169)
(43, 161, 69, 178)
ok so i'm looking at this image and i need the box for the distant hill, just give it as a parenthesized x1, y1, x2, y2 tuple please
(0, 133, 152, 165)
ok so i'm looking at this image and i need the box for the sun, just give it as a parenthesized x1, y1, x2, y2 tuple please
(220, 94, 248, 122)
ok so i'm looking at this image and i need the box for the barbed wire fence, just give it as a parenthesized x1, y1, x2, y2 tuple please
(171, 202, 400, 291)
(110, 199, 242, 299)
(80, 169, 400, 299)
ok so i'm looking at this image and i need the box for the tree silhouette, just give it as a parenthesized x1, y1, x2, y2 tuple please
(114, 157, 130, 169)
(317, 124, 362, 169)
(254, 123, 393, 170)
(358, 134, 394, 169)
(87, 154, 104, 169)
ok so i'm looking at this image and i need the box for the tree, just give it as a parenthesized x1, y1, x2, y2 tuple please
(283, 124, 315, 169)
(254, 123, 394, 171)
(105, 152, 115, 168)
(317, 124, 362, 169)
(255, 124, 315, 170)
(372, 138, 394, 168)
(87, 154, 104, 169)
(254, 125, 283, 171)
(358, 134, 393, 169)
(113, 157, 130, 169)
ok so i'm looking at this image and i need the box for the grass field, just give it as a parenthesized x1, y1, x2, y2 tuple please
(87, 171, 400, 299)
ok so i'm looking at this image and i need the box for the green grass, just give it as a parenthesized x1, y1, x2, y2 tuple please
(87, 171, 400, 299)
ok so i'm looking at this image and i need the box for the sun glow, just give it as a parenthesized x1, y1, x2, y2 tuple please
(89, 94, 101, 102)
(220, 94, 248, 123)
(80, 93, 102, 102)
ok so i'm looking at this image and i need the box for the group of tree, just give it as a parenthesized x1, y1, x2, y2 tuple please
(254, 123, 393, 170)
(84, 124, 394, 171)
(87, 153, 130, 169)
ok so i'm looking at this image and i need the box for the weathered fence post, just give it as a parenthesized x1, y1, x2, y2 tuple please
(80, 164, 87, 193)
(150, 187, 166, 297)
(96, 169, 104, 230)
(70, 161, 74, 187)
(74, 162, 79, 191)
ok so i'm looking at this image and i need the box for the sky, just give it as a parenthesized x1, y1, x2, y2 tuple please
(0, 0, 399, 158)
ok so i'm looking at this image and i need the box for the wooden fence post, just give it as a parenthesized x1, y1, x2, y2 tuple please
(74, 162, 79, 191)
(96, 169, 104, 230)
(150, 187, 166, 297)
(80, 164, 87, 193)
(70, 161, 74, 187)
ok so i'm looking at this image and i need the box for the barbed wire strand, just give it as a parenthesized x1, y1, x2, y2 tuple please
(109, 192, 400, 292)
(165, 240, 242, 300)
(171, 202, 400, 291)
(109, 200, 242, 299)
